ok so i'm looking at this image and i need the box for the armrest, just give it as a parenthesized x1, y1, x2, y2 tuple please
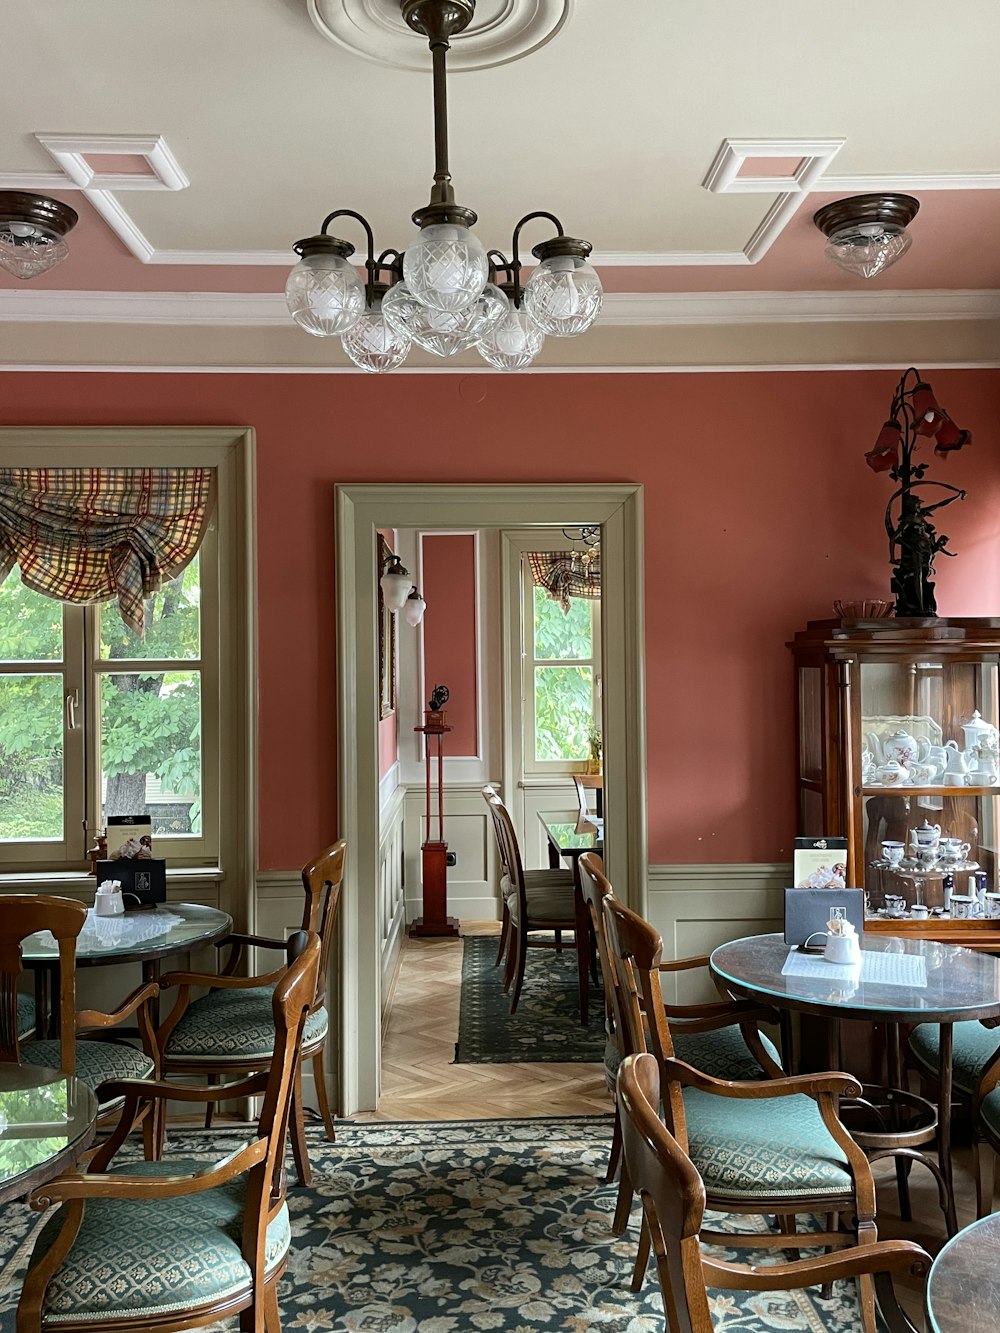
(160, 969, 283, 991)
(33, 1138, 268, 1207)
(657, 954, 710, 973)
(96, 1072, 269, 1106)
(661, 1056, 860, 1100)
(76, 981, 159, 1031)
(217, 932, 288, 953)
(703, 1239, 930, 1290)
(663, 1000, 780, 1031)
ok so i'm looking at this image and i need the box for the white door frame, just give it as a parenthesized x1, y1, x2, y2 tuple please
(335, 483, 647, 1113)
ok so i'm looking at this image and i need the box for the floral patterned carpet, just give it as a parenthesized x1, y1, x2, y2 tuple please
(0, 1117, 876, 1332)
(455, 935, 607, 1063)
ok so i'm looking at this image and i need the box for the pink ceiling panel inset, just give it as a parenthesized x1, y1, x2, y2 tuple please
(736, 156, 804, 179)
(83, 154, 156, 176)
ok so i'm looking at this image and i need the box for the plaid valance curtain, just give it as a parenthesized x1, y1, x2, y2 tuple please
(528, 551, 601, 614)
(0, 467, 215, 635)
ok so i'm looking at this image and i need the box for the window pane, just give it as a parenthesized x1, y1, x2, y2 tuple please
(0, 578, 62, 662)
(99, 557, 201, 662)
(535, 665, 592, 761)
(0, 674, 63, 841)
(533, 585, 592, 661)
(100, 670, 202, 835)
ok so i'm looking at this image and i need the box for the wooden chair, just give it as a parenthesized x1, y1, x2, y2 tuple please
(968, 1022, 1000, 1216)
(481, 785, 580, 1012)
(617, 1051, 930, 1333)
(2, 895, 160, 1157)
(17, 930, 322, 1333)
(573, 773, 603, 819)
(603, 894, 886, 1323)
(577, 853, 783, 1203)
(157, 840, 345, 1186)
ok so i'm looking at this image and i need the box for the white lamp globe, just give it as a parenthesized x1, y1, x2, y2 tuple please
(478, 307, 545, 371)
(285, 238, 366, 337)
(380, 556, 413, 612)
(524, 252, 602, 338)
(384, 281, 507, 358)
(403, 222, 488, 313)
(341, 294, 411, 373)
(403, 589, 426, 627)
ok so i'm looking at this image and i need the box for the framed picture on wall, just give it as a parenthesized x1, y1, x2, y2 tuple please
(377, 533, 396, 719)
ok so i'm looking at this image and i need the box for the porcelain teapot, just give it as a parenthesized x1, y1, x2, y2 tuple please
(961, 710, 999, 756)
(875, 759, 909, 786)
(879, 728, 923, 768)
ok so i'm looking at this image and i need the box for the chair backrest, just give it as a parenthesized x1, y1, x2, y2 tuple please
(299, 840, 346, 1012)
(577, 852, 629, 1060)
(602, 893, 688, 1145)
(0, 895, 86, 1074)
(573, 773, 603, 818)
(617, 1051, 712, 1333)
(481, 785, 526, 907)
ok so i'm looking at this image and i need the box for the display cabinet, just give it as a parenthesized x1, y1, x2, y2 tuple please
(790, 618, 1000, 943)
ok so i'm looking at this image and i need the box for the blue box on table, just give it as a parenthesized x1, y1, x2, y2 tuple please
(95, 858, 166, 908)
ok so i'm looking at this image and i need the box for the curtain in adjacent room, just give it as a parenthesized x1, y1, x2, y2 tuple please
(0, 467, 215, 635)
(528, 550, 601, 614)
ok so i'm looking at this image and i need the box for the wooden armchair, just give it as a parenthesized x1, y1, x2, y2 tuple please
(618, 1051, 930, 1333)
(573, 773, 603, 819)
(603, 893, 886, 1324)
(157, 840, 345, 1186)
(16, 931, 321, 1333)
(577, 853, 783, 1210)
(482, 785, 580, 1013)
(4, 895, 160, 1158)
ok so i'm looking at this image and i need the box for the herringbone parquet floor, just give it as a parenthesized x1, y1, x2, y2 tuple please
(355, 923, 610, 1123)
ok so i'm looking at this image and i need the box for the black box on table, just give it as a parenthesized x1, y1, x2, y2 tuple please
(95, 859, 166, 908)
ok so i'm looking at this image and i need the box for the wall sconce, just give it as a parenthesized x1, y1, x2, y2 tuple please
(404, 587, 427, 626)
(381, 552, 427, 624)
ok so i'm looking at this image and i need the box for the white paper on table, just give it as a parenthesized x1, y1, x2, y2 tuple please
(35, 909, 184, 953)
(781, 948, 927, 988)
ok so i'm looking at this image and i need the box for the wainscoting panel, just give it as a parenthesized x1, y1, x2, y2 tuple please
(378, 782, 407, 1012)
(647, 862, 790, 1006)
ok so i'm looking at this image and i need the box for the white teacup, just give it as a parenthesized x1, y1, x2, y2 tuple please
(911, 846, 939, 867)
(911, 903, 929, 918)
(884, 895, 907, 918)
(95, 881, 124, 917)
(881, 840, 905, 866)
(985, 894, 1000, 919)
(950, 894, 978, 919)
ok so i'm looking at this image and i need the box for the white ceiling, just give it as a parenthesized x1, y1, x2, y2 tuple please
(2, 0, 999, 370)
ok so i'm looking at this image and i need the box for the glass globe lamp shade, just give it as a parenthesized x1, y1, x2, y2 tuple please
(823, 224, 912, 280)
(383, 281, 508, 358)
(478, 308, 545, 371)
(341, 295, 411, 373)
(403, 589, 426, 627)
(0, 223, 70, 280)
(403, 222, 488, 313)
(523, 254, 603, 337)
(285, 250, 366, 337)
(380, 556, 413, 612)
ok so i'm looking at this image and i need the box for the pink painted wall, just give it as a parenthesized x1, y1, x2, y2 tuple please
(376, 527, 398, 780)
(2, 369, 997, 869)
(421, 534, 478, 756)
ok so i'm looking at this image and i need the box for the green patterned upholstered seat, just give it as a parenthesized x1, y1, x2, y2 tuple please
(165, 985, 328, 1062)
(908, 1020, 1000, 1097)
(17, 992, 34, 1038)
(604, 1025, 782, 1083)
(683, 1088, 852, 1200)
(22, 1039, 154, 1104)
(30, 1158, 290, 1325)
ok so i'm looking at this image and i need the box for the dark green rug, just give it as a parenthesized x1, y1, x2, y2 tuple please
(455, 933, 607, 1063)
(0, 1119, 881, 1331)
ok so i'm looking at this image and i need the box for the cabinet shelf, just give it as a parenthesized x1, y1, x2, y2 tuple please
(861, 785, 1000, 797)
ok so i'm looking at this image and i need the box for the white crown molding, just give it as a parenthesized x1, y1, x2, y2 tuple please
(824, 173, 1000, 192)
(35, 135, 189, 192)
(307, 0, 572, 72)
(702, 138, 845, 194)
(2, 287, 997, 328)
(4, 362, 998, 374)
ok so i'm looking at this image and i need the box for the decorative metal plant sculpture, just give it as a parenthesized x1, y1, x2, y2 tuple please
(865, 368, 971, 617)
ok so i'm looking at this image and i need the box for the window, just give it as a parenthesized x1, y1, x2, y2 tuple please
(523, 555, 601, 774)
(0, 429, 252, 878)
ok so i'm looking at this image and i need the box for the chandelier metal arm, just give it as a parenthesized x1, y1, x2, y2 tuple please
(488, 212, 567, 306)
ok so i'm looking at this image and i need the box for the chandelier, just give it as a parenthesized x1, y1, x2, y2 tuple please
(813, 193, 919, 280)
(284, 0, 601, 373)
(0, 192, 79, 280)
(562, 524, 600, 571)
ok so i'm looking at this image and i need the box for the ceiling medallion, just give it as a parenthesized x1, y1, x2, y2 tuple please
(307, 0, 572, 71)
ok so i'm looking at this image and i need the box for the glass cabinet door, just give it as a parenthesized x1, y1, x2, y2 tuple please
(859, 655, 999, 914)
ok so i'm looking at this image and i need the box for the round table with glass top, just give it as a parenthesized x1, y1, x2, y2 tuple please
(709, 932, 1000, 1236)
(926, 1213, 1000, 1329)
(22, 901, 233, 1035)
(0, 1064, 98, 1205)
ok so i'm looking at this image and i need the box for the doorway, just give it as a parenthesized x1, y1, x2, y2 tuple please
(335, 483, 646, 1113)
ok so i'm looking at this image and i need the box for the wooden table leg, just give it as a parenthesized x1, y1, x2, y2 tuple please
(938, 1022, 958, 1237)
(573, 862, 590, 1026)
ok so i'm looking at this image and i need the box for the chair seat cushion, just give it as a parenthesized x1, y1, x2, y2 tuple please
(908, 1020, 1000, 1097)
(17, 992, 34, 1038)
(500, 872, 576, 926)
(683, 1088, 853, 1200)
(673, 1024, 782, 1082)
(32, 1158, 290, 1325)
(979, 1084, 1000, 1141)
(22, 1039, 154, 1104)
(165, 985, 328, 1062)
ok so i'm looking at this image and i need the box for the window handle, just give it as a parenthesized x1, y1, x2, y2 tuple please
(65, 689, 78, 731)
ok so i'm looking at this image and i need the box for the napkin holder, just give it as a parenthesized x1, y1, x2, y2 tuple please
(823, 919, 861, 965)
(95, 858, 166, 908)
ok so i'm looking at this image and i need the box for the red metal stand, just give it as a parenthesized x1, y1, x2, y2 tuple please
(409, 718, 460, 939)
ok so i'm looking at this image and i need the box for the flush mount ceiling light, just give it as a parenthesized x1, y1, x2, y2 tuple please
(285, 0, 601, 373)
(0, 191, 79, 280)
(813, 193, 919, 280)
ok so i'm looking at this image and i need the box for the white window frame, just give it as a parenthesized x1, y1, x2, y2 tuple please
(0, 429, 255, 900)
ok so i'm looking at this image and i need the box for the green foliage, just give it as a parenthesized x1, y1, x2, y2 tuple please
(533, 586, 593, 660)
(1, 789, 62, 839)
(535, 665, 593, 761)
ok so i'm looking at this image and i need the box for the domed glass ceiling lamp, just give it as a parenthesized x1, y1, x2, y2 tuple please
(284, 0, 601, 372)
(813, 193, 920, 280)
(0, 192, 79, 280)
